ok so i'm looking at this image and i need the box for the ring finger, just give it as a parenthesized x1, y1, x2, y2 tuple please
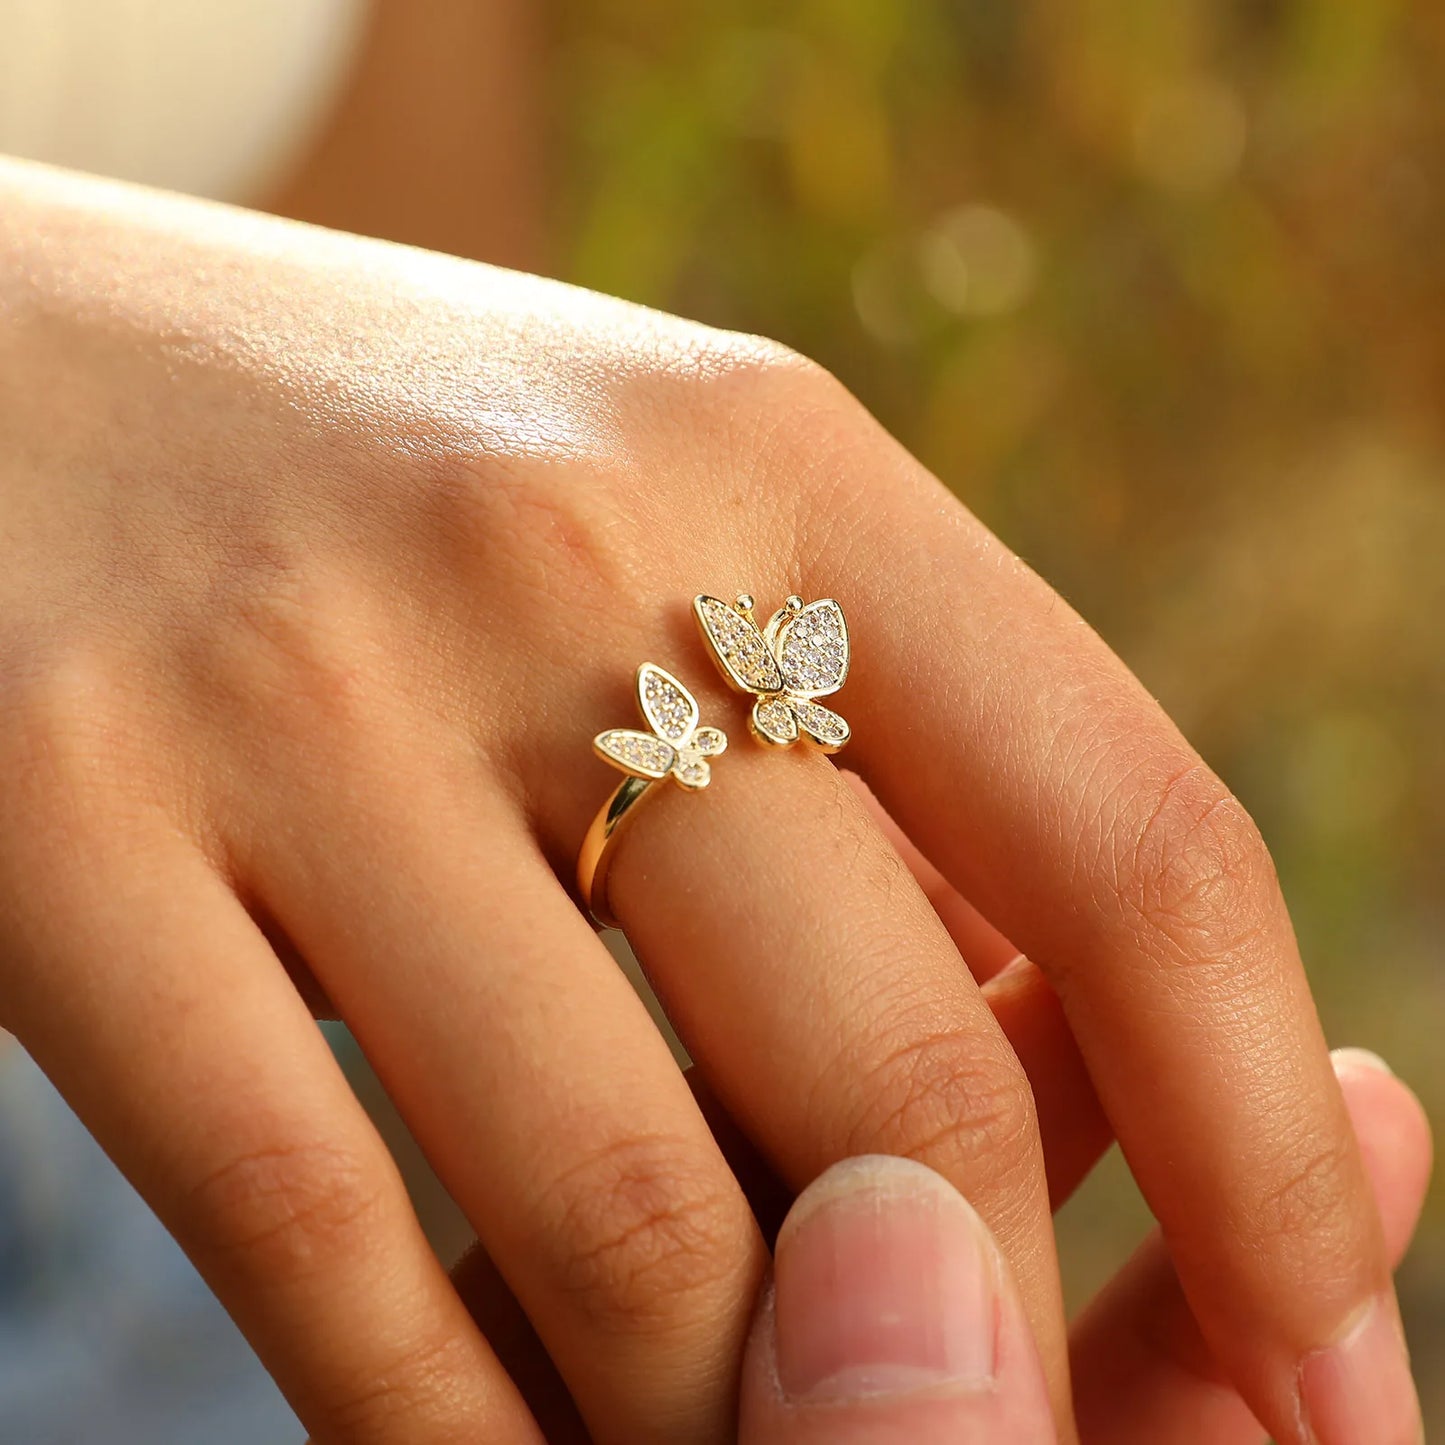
(592, 734, 1077, 1439)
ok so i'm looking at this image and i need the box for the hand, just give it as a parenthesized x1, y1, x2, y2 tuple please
(0, 154, 1421, 1442)
(453, 1049, 1432, 1443)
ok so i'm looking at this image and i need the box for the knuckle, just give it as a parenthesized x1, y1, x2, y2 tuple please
(739, 348, 864, 471)
(1246, 1132, 1362, 1255)
(749, 361, 893, 576)
(467, 452, 645, 616)
(0, 648, 114, 779)
(181, 1135, 393, 1279)
(668, 337, 873, 565)
(538, 1131, 748, 1334)
(721, 338, 848, 425)
(0, 647, 150, 848)
(661, 329, 829, 431)
(418, 337, 840, 646)
(1117, 761, 1277, 964)
(845, 1024, 1041, 1189)
(198, 558, 381, 742)
(321, 1330, 474, 1438)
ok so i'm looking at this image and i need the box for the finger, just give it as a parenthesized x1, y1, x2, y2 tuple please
(252, 770, 766, 1445)
(983, 958, 1111, 1208)
(451, 1242, 591, 1445)
(0, 825, 539, 1445)
(849, 771, 1112, 1206)
(683, 1064, 797, 1247)
(739, 1155, 1056, 1445)
(601, 742, 1077, 1437)
(843, 770, 1021, 980)
(1069, 1047, 1433, 1445)
(830, 443, 1419, 1436)
(444, 1037, 1098, 1439)
(440, 1063, 797, 1445)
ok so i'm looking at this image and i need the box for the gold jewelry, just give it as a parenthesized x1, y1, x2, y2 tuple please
(577, 662, 727, 929)
(693, 593, 851, 751)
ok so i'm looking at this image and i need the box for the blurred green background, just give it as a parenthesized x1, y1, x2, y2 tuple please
(1, 0, 1437, 1434)
(549, 0, 1444, 1418)
(250, 0, 1445, 1428)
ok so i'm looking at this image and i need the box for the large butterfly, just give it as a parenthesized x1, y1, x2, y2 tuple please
(593, 662, 728, 790)
(693, 593, 851, 751)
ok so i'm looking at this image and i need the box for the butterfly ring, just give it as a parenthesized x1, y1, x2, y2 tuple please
(693, 593, 851, 750)
(577, 662, 728, 929)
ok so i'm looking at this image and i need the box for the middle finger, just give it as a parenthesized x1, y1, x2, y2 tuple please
(598, 735, 1076, 1439)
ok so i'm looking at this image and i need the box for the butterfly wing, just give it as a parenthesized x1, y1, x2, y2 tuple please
(594, 730, 677, 779)
(791, 699, 850, 752)
(637, 663, 699, 746)
(672, 755, 712, 790)
(672, 727, 726, 789)
(690, 726, 728, 756)
(773, 598, 849, 699)
(751, 696, 800, 747)
(694, 595, 783, 695)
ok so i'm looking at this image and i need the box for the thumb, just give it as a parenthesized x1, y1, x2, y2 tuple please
(739, 1155, 1056, 1444)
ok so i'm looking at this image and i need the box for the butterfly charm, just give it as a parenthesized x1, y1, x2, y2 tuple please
(593, 663, 728, 790)
(693, 593, 851, 751)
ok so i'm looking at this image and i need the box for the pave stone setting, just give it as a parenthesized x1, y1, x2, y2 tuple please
(695, 593, 852, 754)
(594, 663, 728, 791)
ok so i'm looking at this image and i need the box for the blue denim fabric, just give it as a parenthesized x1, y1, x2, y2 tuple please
(0, 1046, 300, 1443)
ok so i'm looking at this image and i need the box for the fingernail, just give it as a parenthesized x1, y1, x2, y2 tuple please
(773, 1155, 997, 1402)
(1298, 1293, 1423, 1445)
(1331, 1046, 1395, 1078)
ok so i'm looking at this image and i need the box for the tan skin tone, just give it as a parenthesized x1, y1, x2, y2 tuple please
(266, 0, 547, 271)
(0, 16, 1426, 1441)
(457, 1047, 1432, 1444)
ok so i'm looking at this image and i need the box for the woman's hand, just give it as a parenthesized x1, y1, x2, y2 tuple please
(454, 1050, 1432, 1443)
(0, 154, 1422, 1443)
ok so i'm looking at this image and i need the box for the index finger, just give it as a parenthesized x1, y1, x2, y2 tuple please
(805, 409, 1421, 1443)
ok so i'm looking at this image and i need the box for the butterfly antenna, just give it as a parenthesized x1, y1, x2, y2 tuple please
(734, 593, 757, 625)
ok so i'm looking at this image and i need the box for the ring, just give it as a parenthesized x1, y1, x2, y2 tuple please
(693, 593, 851, 750)
(577, 662, 728, 929)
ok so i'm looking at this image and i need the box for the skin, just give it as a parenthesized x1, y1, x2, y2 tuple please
(447, 1053, 1433, 1443)
(0, 153, 1422, 1442)
(266, 0, 546, 270)
(747, 1052, 1433, 1443)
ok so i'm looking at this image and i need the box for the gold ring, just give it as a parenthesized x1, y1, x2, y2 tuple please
(577, 662, 728, 929)
(693, 593, 852, 750)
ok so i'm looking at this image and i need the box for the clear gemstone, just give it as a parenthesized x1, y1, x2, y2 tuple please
(696, 596, 783, 691)
(777, 600, 848, 696)
(792, 700, 849, 746)
(753, 696, 799, 745)
(638, 664, 697, 743)
(691, 726, 727, 756)
(674, 756, 710, 788)
(595, 730, 675, 776)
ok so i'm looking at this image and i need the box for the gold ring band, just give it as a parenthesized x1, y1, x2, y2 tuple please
(577, 662, 728, 930)
(576, 774, 654, 930)
(576, 594, 852, 930)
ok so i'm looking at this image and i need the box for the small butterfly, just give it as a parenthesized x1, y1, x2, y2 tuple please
(593, 663, 728, 790)
(693, 593, 851, 751)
